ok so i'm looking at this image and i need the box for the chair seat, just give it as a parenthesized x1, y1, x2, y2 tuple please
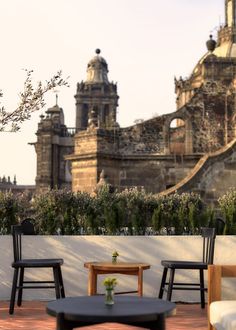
(12, 258, 64, 268)
(161, 260, 208, 269)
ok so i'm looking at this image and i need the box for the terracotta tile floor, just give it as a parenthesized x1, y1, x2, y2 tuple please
(0, 301, 208, 330)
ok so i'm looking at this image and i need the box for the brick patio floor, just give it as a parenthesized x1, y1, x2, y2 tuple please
(0, 301, 208, 330)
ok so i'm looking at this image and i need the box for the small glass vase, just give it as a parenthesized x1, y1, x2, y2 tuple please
(112, 256, 117, 264)
(105, 287, 114, 305)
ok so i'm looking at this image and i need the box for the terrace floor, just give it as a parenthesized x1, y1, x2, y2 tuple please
(1, 301, 208, 330)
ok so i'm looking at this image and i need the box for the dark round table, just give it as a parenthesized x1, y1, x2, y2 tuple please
(46, 295, 176, 330)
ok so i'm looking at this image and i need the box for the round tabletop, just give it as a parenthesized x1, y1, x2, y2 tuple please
(84, 262, 150, 270)
(47, 296, 176, 323)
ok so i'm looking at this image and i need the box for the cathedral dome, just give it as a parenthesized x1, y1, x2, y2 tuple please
(85, 49, 109, 84)
(212, 39, 236, 57)
(192, 34, 236, 76)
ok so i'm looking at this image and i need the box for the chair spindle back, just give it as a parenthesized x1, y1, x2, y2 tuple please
(11, 219, 35, 262)
(201, 227, 216, 264)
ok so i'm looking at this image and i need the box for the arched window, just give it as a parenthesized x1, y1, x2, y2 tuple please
(169, 118, 186, 154)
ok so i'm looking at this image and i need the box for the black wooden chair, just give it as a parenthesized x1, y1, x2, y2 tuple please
(158, 227, 216, 309)
(215, 217, 225, 235)
(9, 219, 65, 314)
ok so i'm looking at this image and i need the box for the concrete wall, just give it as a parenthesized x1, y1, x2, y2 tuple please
(1, 235, 236, 302)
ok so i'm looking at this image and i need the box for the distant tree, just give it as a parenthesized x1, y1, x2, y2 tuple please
(0, 69, 69, 132)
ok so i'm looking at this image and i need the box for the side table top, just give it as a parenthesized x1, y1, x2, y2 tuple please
(84, 261, 150, 270)
(47, 296, 175, 323)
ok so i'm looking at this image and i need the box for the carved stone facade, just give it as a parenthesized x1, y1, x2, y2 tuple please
(33, 1, 236, 203)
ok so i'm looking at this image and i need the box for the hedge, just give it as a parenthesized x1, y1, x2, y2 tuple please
(0, 186, 228, 235)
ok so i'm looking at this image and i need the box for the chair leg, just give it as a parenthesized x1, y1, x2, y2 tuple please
(58, 266, 65, 298)
(199, 269, 205, 309)
(158, 267, 168, 299)
(167, 268, 175, 301)
(9, 268, 19, 314)
(17, 267, 24, 306)
(53, 267, 61, 299)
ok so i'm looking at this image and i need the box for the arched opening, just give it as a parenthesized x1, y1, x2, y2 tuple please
(169, 118, 186, 154)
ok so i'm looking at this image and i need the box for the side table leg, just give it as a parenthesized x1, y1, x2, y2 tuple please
(88, 265, 97, 295)
(138, 267, 143, 296)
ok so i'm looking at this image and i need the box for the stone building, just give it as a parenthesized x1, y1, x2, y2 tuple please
(32, 99, 74, 191)
(33, 0, 236, 204)
(0, 175, 35, 194)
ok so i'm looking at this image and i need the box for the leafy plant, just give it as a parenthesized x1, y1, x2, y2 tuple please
(0, 188, 227, 235)
(0, 192, 19, 234)
(218, 188, 236, 234)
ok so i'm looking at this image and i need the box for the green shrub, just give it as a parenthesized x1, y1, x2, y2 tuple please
(0, 191, 19, 234)
(0, 187, 223, 235)
(218, 188, 236, 234)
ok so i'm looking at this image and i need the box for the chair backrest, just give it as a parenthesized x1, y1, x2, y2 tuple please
(12, 225, 24, 262)
(201, 227, 216, 264)
(215, 217, 225, 235)
(11, 219, 35, 262)
(21, 218, 36, 235)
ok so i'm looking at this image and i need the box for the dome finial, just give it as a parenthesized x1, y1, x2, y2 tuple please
(95, 48, 101, 55)
(206, 34, 216, 52)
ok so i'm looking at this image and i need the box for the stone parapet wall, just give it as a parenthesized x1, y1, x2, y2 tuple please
(160, 138, 236, 205)
(118, 118, 165, 154)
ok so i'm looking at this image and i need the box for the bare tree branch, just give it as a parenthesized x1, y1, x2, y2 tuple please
(0, 69, 69, 132)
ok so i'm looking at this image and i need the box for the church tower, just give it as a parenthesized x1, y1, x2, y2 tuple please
(33, 98, 74, 193)
(74, 49, 119, 131)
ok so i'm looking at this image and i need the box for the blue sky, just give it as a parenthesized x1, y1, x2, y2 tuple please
(0, 0, 224, 184)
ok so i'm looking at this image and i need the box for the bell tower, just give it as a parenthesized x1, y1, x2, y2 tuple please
(74, 49, 119, 131)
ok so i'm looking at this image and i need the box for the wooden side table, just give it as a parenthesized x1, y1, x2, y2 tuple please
(84, 262, 150, 296)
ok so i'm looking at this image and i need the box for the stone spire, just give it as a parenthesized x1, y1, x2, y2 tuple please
(225, 0, 236, 27)
(211, 0, 236, 57)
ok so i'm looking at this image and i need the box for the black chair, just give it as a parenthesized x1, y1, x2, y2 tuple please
(215, 217, 225, 235)
(9, 219, 65, 314)
(158, 227, 216, 309)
